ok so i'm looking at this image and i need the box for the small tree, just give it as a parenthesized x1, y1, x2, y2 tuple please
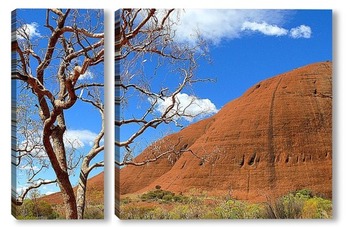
(155, 185, 162, 190)
(16, 189, 59, 219)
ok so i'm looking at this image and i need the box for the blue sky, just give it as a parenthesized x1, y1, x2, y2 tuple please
(14, 9, 104, 196)
(194, 10, 332, 108)
(118, 9, 332, 161)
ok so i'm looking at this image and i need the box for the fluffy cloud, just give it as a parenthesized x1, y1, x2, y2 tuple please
(174, 10, 284, 44)
(241, 21, 288, 36)
(171, 10, 311, 44)
(64, 129, 99, 148)
(16, 22, 41, 40)
(241, 22, 312, 39)
(151, 93, 218, 122)
(289, 25, 312, 38)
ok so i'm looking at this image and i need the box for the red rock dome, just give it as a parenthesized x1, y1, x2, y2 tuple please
(119, 61, 332, 202)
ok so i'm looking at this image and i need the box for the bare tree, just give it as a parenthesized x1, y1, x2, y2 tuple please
(115, 9, 213, 167)
(12, 9, 104, 219)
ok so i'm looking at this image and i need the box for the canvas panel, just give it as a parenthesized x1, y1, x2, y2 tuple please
(11, 8, 105, 220)
(115, 9, 332, 219)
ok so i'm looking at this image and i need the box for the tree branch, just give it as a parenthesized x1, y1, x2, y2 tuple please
(13, 179, 57, 206)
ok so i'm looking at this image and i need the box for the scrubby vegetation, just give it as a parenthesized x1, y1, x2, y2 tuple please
(83, 204, 104, 219)
(265, 189, 332, 219)
(14, 201, 104, 220)
(139, 189, 188, 203)
(13, 186, 104, 219)
(120, 188, 332, 219)
(14, 200, 103, 219)
(15, 199, 59, 220)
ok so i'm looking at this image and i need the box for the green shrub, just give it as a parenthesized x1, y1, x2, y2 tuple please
(140, 191, 158, 201)
(295, 189, 313, 199)
(16, 199, 59, 219)
(169, 204, 203, 219)
(264, 189, 332, 219)
(84, 205, 104, 219)
(302, 197, 332, 218)
(121, 197, 132, 204)
(120, 206, 170, 219)
(162, 194, 174, 202)
(140, 189, 183, 203)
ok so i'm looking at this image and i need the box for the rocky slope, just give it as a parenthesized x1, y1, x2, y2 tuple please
(119, 61, 332, 202)
(41, 172, 104, 205)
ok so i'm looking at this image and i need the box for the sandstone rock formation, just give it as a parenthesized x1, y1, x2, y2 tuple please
(42, 172, 104, 205)
(119, 61, 332, 202)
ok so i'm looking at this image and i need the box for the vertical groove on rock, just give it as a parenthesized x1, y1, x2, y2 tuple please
(267, 77, 282, 188)
(247, 170, 251, 194)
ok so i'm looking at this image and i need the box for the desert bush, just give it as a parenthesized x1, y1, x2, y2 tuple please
(84, 205, 104, 219)
(140, 189, 184, 203)
(121, 206, 160, 219)
(264, 189, 332, 219)
(244, 204, 266, 219)
(173, 195, 187, 203)
(169, 204, 205, 219)
(140, 191, 158, 201)
(295, 189, 313, 198)
(155, 185, 162, 190)
(121, 197, 132, 204)
(16, 199, 59, 219)
(162, 194, 174, 202)
(302, 197, 332, 218)
(211, 200, 265, 219)
(147, 207, 170, 219)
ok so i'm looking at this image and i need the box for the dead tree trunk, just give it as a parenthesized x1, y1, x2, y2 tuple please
(76, 164, 88, 219)
(43, 114, 78, 219)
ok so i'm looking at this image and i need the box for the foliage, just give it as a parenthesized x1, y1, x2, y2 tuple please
(120, 189, 332, 219)
(83, 205, 104, 219)
(265, 189, 332, 219)
(140, 189, 187, 203)
(212, 200, 264, 219)
(16, 199, 59, 220)
(302, 197, 332, 218)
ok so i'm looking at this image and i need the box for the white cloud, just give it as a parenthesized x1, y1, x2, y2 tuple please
(241, 21, 288, 36)
(79, 70, 95, 80)
(289, 25, 312, 39)
(16, 22, 41, 40)
(150, 93, 218, 122)
(173, 9, 288, 44)
(64, 129, 99, 148)
(170, 10, 311, 44)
